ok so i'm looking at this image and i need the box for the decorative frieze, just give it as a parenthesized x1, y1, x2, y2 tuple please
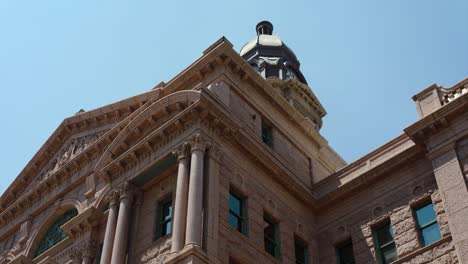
(38, 130, 108, 182)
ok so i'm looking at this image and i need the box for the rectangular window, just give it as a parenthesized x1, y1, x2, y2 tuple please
(336, 239, 355, 264)
(229, 190, 247, 234)
(155, 197, 173, 240)
(295, 237, 308, 264)
(263, 213, 280, 259)
(414, 202, 441, 246)
(373, 222, 397, 264)
(261, 121, 273, 148)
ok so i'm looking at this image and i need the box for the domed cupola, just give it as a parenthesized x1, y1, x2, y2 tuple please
(240, 21, 308, 85)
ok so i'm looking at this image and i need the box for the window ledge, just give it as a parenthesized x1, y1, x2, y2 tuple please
(391, 235, 452, 264)
(33, 237, 72, 263)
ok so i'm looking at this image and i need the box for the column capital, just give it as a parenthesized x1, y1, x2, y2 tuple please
(172, 142, 191, 162)
(190, 132, 210, 153)
(107, 191, 120, 207)
(118, 181, 135, 201)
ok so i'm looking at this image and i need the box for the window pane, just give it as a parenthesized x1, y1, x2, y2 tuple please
(229, 213, 240, 230)
(264, 219, 275, 239)
(381, 243, 397, 263)
(161, 221, 170, 236)
(34, 209, 78, 257)
(265, 237, 276, 257)
(262, 124, 273, 147)
(295, 240, 307, 264)
(229, 193, 241, 215)
(337, 241, 355, 264)
(376, 224, 394, 246)
(163, 202, 172, 220)
(156, 199, 172, 239)
(421, 222, 441, 246)
(415, 203, 437, 227)
(263, 215, 278, 258)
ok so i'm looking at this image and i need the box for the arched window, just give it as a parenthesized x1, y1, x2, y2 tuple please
(34, 208, 78, 257)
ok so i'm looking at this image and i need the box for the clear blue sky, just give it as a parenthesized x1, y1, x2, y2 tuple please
(1, 0, 467, 195)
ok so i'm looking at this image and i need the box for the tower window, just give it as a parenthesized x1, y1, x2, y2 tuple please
(336, 239, 355, 264)
(261, 120, 273, 148)
(229, 189, 247, 235)
(294, 237, 308, 264)
(155, 197, 173, 240)
(373, 222, 397, 264)
(263, 213, 280, 259)
(414, 202, 441, 246)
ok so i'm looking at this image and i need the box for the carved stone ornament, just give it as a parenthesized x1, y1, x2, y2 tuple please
(38, 130, 107, 181)
(190, 132, 210, 153)
(106, 191, 120, 207)
(171, 142, 190, 162)
(119, 181, 134, 201)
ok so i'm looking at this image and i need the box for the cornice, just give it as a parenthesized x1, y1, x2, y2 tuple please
(313, 134, 424, 208)
(0, 89, 161, 209)
(405, 92, 468, 144)
(61, 207, 103, 239)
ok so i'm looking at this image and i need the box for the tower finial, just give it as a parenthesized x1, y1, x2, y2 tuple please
(256, 21, 273, 35)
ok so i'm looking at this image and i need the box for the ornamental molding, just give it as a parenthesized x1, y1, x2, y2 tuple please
(405, 92, 467, 145)
(94, 90, 202, 179)
(36, 129, 108, 183)
(61, 207, 103, 239)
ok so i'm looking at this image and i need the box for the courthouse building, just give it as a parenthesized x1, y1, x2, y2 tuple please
(0, 21, 467, 264)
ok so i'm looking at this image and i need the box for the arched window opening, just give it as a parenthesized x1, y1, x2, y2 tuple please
(34, 208, 78, 257)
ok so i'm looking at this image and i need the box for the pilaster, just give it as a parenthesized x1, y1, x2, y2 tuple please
(429, 144, 468, 263)
(204, 144, 222, 259)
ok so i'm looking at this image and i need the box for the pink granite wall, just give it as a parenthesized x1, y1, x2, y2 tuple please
(317, 158, 457, 263)
(216, 147, 318, 264)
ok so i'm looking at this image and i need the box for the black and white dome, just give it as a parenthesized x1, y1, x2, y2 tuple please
(239, 21, 307, 85)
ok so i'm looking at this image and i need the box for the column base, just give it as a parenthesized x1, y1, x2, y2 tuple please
(165, 244, 209, 264)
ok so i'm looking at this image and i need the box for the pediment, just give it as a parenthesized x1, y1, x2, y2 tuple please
(1, 88, 160, 209)
(26, 127, 110, 189)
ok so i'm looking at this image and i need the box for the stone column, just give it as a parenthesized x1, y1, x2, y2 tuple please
(430, 146, 468, 263)
(171, 143, 190, 252)
(185, 133, 208, 247)
(100, 192, 119, 264)
(110, 183, 133, 264)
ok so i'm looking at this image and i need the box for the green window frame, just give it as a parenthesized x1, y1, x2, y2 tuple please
(34, 209, 78, 257)
(261, 121, 273, 148)
(373, 222, 397, 264)
(336, 239, 355, 264)
(294, 237, 308, 264)
(155, 197, 173, 240)
(414, 201, 441, 246)
(228, 189, 247, 235)
(263, 213, 280, 259)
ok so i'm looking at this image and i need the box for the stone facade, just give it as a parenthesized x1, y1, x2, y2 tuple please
(0, 23, 467, 264)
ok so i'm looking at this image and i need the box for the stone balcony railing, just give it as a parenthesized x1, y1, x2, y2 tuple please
(440, 83, 468, 104)
(413, 78, 468, 118)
